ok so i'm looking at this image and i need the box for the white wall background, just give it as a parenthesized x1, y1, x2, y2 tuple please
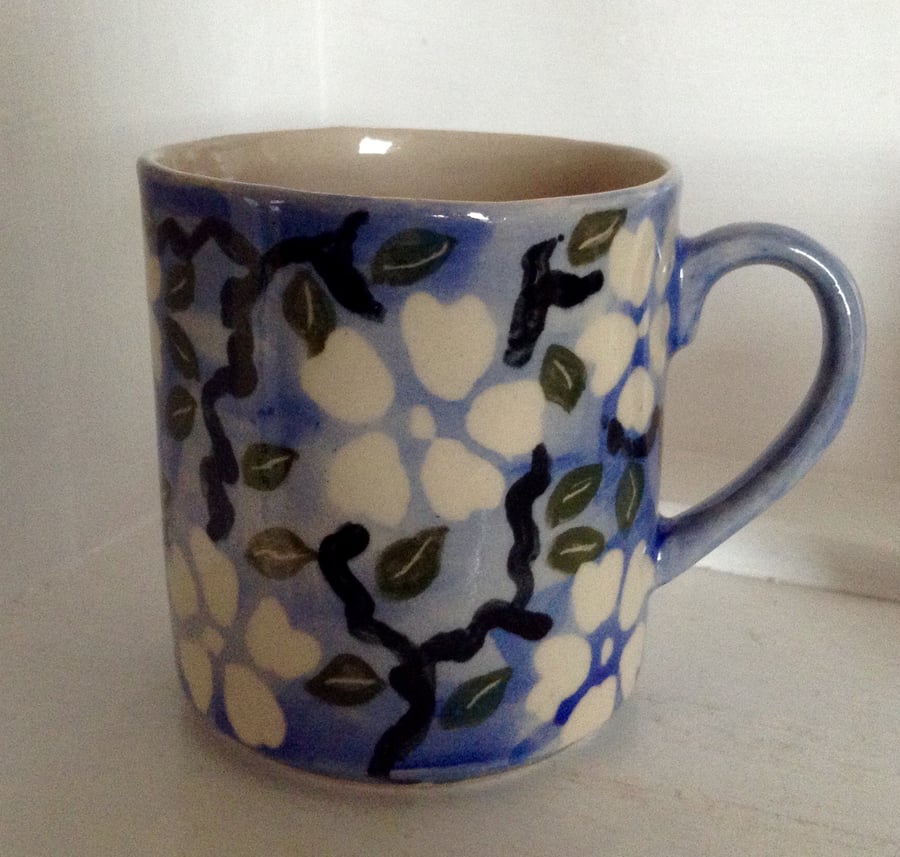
(2, 0, 897, 603)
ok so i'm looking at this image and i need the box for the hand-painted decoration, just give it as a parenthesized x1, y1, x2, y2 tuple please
(145, 176, 675, 782)
(141, 130, 865, 784)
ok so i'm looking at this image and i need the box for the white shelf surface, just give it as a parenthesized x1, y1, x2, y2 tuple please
(2, 521, 898, 857)
(659, 449, 900, 603)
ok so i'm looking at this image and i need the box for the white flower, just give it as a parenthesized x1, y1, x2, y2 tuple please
(525, 634, 592, 722)
(401, 293, 497, 400)
(326, 432, 411, 526)
(167, 544, 199, 620)
(574, 312, 638, 398)
(545, 541, 654, 746)
(176, 637, 214, 714)
(465, 379, 545, 459)
(309, 228, 672, 531)
(570, 549, 625, 633)
(245, 597, 321, 679)
(188, 526, 238, 627)
(420, 438, 504, 521)
(314, 291, 554, 528)
(300, 327, 394, 424)
(224, 664, 287, 749)
(560, 676, 618, 746)
(619, 541, 655, 631)
(608, 218, 657, 307)
(648, 302, 670, 378)
(166, 526, 322, 749)
(616, 368, 656, 434)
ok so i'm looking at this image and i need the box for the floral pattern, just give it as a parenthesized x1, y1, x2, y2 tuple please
(166, 526, 321, 749)
(143, 171, 680, 782)
(519, 540, 655, 758)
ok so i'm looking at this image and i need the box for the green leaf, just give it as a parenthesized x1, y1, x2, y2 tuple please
(281, 270, 337, 357)
(371, 229, 456, 285)
(376, 526, 448, 600)
(164, 385, 197, 441)
(245, 527, 316, 580)
(547, 526, 605, 574)
(540, 344, 587, 412)
(615, 462, 644, 531)
(545, 464, 602, 527)
(439, 667, 513, 730)
(241, 443, 298, 491)
(568, 209, 626, 266)
(163, 317, 199, 380)
(163, 262, 195, 311)
(306, 654, 386, 706)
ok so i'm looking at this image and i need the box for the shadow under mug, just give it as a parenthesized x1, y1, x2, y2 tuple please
(138, 128, 864, 784)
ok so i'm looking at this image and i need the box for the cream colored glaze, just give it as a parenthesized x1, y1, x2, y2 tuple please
(142, 127, 671, 202)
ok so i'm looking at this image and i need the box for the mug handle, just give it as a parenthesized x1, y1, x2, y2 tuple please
(655, 223, 865, 584)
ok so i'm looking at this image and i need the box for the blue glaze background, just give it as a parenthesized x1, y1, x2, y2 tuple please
(140, 135, 863, 783)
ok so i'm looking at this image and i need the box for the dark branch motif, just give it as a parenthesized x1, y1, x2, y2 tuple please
(156, 212, 377, 541)
(316, 444, 554, 780)
(258, 210, 382, 320)
(504, 237, 605, 368)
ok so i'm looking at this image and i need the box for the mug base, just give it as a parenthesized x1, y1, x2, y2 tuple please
(180, 692, 618, 788)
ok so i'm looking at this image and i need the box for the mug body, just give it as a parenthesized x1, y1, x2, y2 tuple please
(139, 128, 679, 783)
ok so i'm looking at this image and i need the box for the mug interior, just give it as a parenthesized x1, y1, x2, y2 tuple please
(142, 127, 670, 202)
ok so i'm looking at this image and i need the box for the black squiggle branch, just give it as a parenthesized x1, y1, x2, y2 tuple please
(316, 444, 554, 780)
(261, 211, 382, 320)
(157, 218, 259, 268)
(504, 237, 605, 368)
(504, 442, 551, 607)
(156, 212, 377, 541)
(318, 524, 418, 657)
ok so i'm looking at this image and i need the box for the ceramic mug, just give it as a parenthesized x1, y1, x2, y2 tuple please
(138, 128, 864, 784)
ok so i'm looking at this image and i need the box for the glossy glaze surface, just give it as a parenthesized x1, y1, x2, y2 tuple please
(139, 128, 863, 783)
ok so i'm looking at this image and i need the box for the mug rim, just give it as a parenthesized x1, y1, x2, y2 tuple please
(138, 126, 678, 206)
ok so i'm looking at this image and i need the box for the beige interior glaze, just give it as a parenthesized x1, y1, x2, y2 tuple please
(145, 128, 670, 202)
